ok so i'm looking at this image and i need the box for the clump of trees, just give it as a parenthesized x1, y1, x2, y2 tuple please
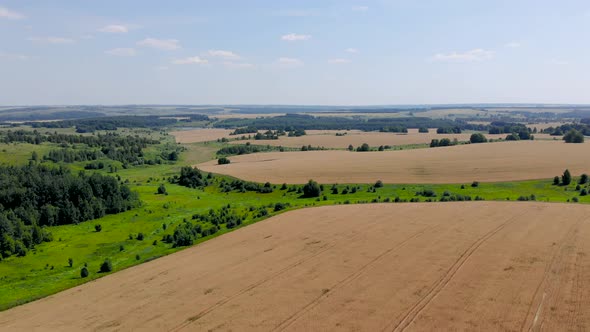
(218, 157, 231, 165)
(436, 127, 461, 134)
(430, 138, 458, 147)
(470, 133, 487, 144)
(562, 169, 572, 186)
(563, 129, 584, 143)
(356, 143, 370, 152)
(302, 180, 321, 197)
(170, 166, 210, 188)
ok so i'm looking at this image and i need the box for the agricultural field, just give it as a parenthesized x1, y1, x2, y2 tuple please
(228, 129, 541, 149)
(170, 128, 234, 143)
(1, 202, 588, 331)
(198, 140, 586, 184)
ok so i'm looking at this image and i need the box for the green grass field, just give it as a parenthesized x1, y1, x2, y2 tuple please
(0, 133, 588, 311)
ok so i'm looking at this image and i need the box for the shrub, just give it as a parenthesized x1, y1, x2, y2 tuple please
(280, 183, 288, 190)
(470, 133, 487, 144)
(374, 180, 384, 188)
(576, 185, 581, 191)
(357, 143, 370, 152)
(136, 233, 144, 241)
(564, 129, 584, 143)
(94, 224, 102, 232)
(135, 254, 140, 260)
(302, 180, 321, 197)
(217, 157, 231, 165)
(553, 176, 560, 185)
(471, 181, 479, 188)
(68, 258, 73, 267)
(100, 259, 113, 273)
(157, 184, 167, 195)
(418, 127, 429, 133)
(80, 267, 89, 278)
(580, 174, 589, 185)
(152, 240, 158, 246)
(572, 197, 579, 202)
(581, 189, 588, 196)
(562, 169, 572, 186)
(119, 245, 124, 251)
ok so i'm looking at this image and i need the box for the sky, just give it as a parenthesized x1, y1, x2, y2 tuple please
(0, 0, 589, 105)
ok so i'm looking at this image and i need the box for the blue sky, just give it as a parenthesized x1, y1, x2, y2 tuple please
(0, 0, 589, 105)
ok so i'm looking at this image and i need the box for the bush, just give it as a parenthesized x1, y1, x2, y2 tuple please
(553, 176, 560, 185)
(581, 189, 588, 196)
(218, 157, 231, 165)
(357, 143, 370, 152)
(100, 259, 113, 273)
(135, 254, 140, 260)
(580, 174, 589, 185)
(564, 129, 584, 143)
(80, 267, 89, 278)
(302, 179, 321, 197)
(418, 127, 429, 133)
(94, 224, 102, 232)
(157, 184, 167, 195)
(374, 180, 384, 188)
(471, 181, 479, 188)
(136, 233, 144, 241)
(572, 197, 579, 202)
(470, 133, 487, 143)
(562, 169, 572, 186)
(68, 258, 73, 267)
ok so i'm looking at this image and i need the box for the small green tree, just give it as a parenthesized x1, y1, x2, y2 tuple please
(553, 176, 560, 185)
(562, 169, 572, 186)
(347, 144, 354, 151)
(100, 259, 113, 273)
(470, 133, 487, 144)
(68, 258, 73, 267)
(157, 184, 167, 195)
(580, 174, 589, 185)
(94, 224, 102, 232)
(302, 180, 321, 197)
(136, 233, 144, 241)
(357, 143, 370, 152)
(374, 180, 384, 188)
(80, 267, 89, 278)
(564, 129, 584, 143)
(217, 157, 231, 165)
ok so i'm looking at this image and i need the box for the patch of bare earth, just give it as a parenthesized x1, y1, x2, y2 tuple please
(1, 202, 589, 331)
(198, 140, 586, 184)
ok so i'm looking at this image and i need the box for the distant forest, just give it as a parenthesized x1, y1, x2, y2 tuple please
(22, 115, 209, 133)
(214, 114, 488, 132)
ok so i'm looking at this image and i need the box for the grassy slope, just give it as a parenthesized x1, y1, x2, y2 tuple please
(0, 132, 587, 311)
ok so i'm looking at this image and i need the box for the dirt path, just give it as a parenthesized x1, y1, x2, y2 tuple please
(0, 202, 589, 331)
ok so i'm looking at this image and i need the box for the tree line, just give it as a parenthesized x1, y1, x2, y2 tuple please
(0, 164, 138, 259)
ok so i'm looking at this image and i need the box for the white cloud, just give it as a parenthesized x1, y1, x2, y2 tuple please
(223, 61, 255, 69)
(172, 56, 208, 65)
(328, 58, 351, 64)
(28, 36, 75, 44)
(98, 25, 129, 33)
(105, 48, 136, 57)
(432, 49, 494, 62)
(137, 38, 180, 51)
(281, 33, 311, 41)
(505, 42, 521, 48)
(0, 7, 24, 20)
(207, 50, 240, 59)
(276, 57, 304, 67)
(346, 48, 358, 53)
(352, 6, 369, 11)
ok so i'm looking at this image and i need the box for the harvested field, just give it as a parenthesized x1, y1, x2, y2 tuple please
(170, 128, 234, 143)
(198, 140, 589, 184)
(231, 129, 510, 149)
(1, 202, 589, 331)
